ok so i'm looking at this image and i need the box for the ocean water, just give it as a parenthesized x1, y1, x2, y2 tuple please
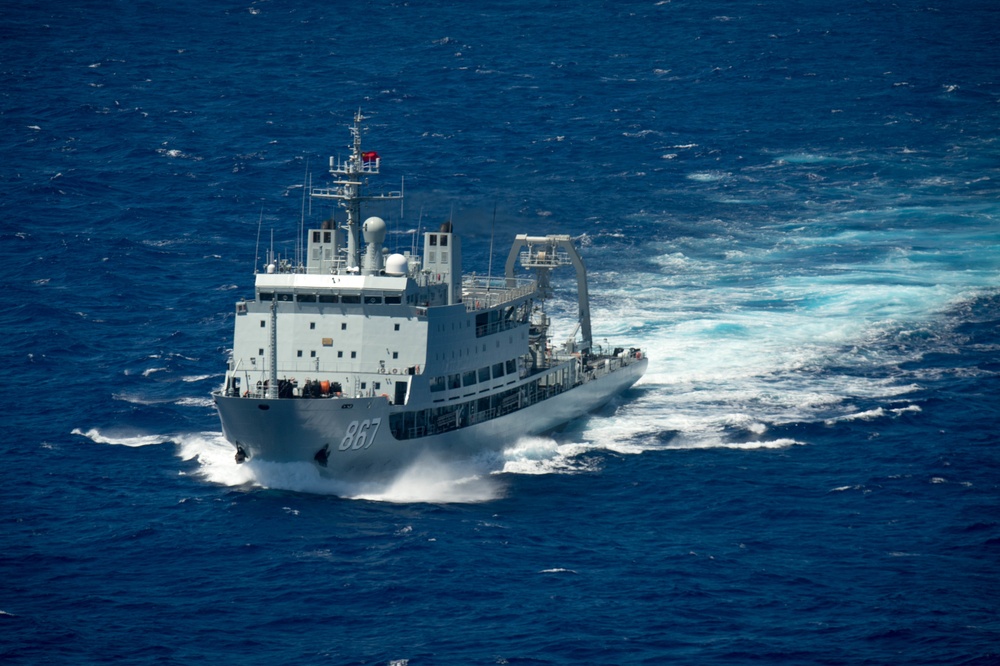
(2, 0, 999, 663)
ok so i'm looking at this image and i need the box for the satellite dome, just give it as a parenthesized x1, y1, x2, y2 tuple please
(362, 216, 387, 244)
(385, 253, 408, 276)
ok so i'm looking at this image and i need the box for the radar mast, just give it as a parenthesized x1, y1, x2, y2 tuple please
(310, 110, 403, 272)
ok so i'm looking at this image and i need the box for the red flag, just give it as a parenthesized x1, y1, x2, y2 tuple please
(362, 151, 380, 163)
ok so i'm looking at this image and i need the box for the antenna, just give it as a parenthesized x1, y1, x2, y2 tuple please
(297, 160, 309, 269)
(413, 206, 424, 256)
(486, 200, 497, 291)
(253, 207, 264, 274)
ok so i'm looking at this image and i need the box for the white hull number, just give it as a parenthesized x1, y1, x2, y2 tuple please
(339, 418, 381, 451)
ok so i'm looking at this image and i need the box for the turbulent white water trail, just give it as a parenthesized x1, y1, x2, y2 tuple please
(565, 193, 999, 458)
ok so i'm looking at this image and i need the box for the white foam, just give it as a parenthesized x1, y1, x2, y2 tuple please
(72, 428, 171, 448)
(569, 197, 1000, 459)
(174, 433, 504, 503)
(351, 452, 503, 503)
(687, 171, 730, 182)
(175, 396, 214, 407)
(498, 436, 607, 475)
(830, 485, 872, 494)
(112, 392, 170, 405)
(182, 374, 214, 383)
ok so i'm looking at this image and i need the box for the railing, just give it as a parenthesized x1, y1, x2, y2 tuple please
(462, 275, 536, 311)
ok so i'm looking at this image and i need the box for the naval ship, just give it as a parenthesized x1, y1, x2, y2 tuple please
(213, 112, 647, 479)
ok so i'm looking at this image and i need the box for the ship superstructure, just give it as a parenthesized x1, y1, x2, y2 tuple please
(213, 112, 646, 478)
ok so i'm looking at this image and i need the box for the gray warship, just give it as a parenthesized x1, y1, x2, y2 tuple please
(213, 112, 647, 479)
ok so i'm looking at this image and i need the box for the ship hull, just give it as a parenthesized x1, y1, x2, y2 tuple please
(214, 358, 646, 481)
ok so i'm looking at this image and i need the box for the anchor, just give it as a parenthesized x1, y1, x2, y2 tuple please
(314, 443, 331, 467)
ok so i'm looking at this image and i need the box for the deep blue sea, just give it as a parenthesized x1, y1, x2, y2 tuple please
(3, 1, 999, 663)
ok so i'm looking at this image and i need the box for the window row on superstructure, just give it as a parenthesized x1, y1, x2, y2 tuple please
(258, 291, 409, 305)
(390, 365, 572, 440)
(429, 357, 522, 397)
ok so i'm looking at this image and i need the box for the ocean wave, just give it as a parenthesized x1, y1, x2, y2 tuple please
(71, 428, 172, 447)
(175, 396, 215, 407)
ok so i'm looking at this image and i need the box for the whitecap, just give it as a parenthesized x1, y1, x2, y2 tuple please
(113, 392, 171, 405)
(181, 374, 214, 383)
(687, 171, 729, 182)
(825, 408, 885, 424)
(175, 396, 214, 407)
(498, 436, 602, 475)
(720, 438, 804, 450)
(72, 428, 171, 447)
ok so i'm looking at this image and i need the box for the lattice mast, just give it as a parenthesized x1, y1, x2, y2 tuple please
(311, 110, 402, 271)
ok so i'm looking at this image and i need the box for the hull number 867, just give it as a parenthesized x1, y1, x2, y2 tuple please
(339, 418, 381, 451)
